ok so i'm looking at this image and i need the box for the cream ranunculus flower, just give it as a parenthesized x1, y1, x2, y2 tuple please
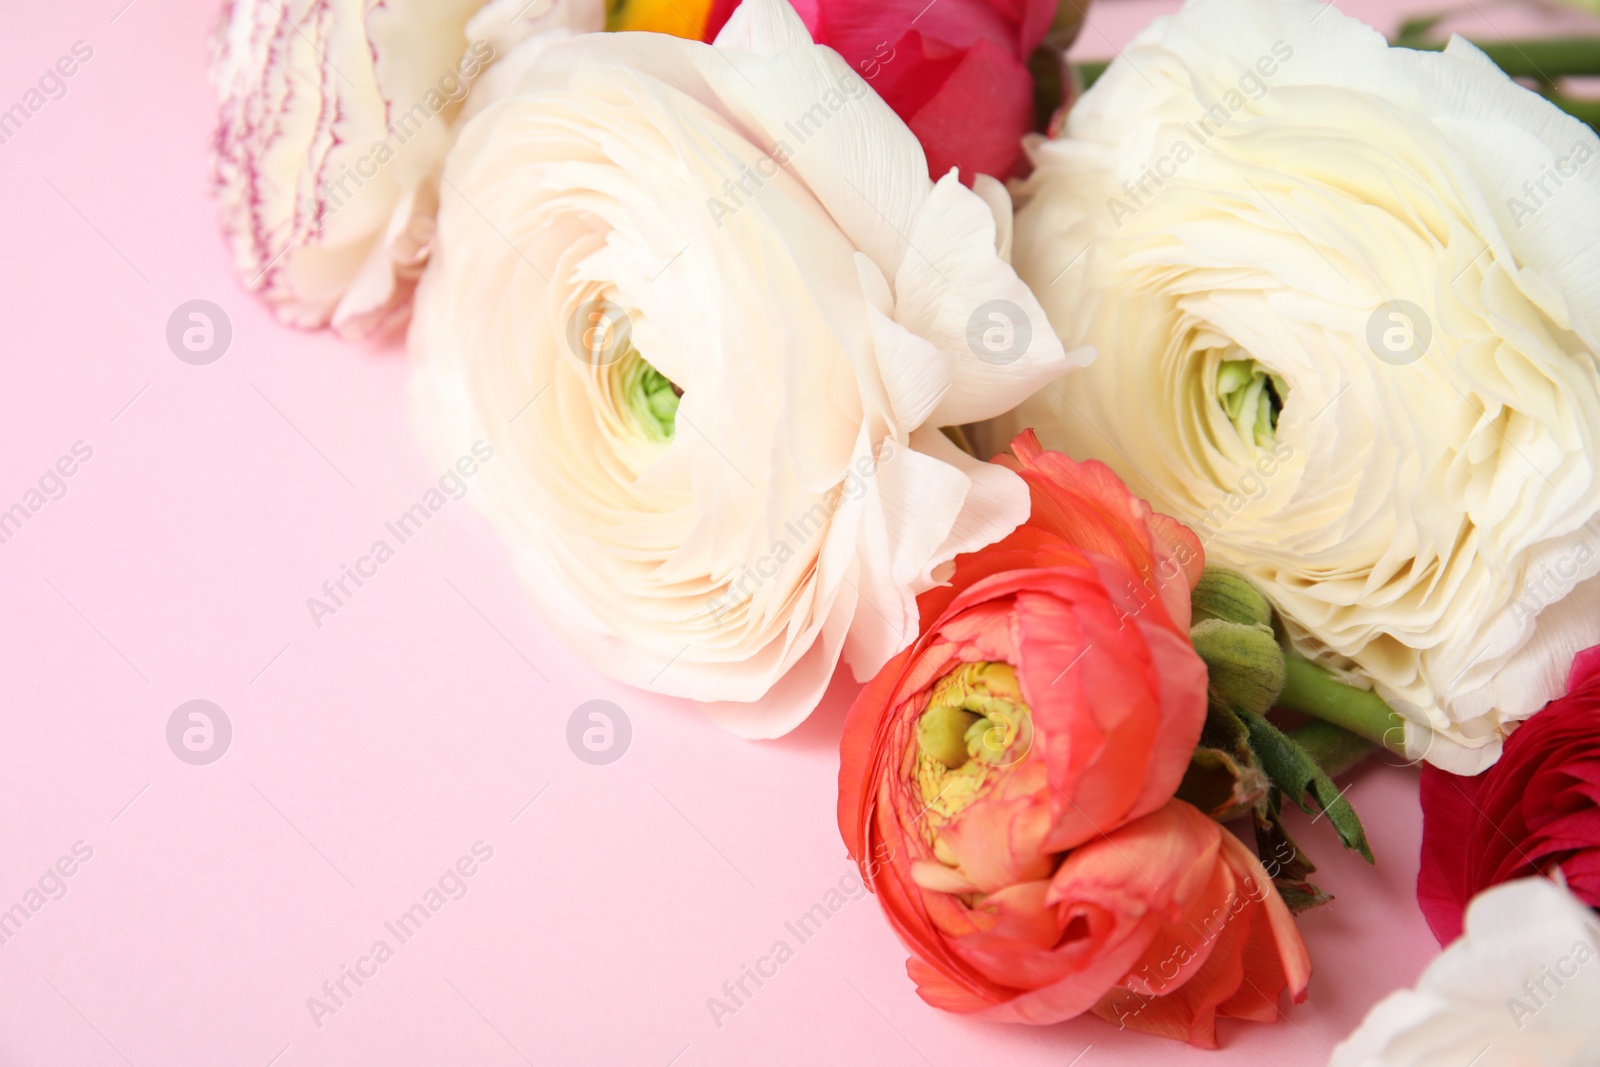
(1331, 877, 1600, 1067)
(409, 0, 1083, 736)
(211, 0, 603, 336)
(982, 0, 1600, 772)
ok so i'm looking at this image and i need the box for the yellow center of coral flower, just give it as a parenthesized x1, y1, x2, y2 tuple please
(914, 662, 1035, 829)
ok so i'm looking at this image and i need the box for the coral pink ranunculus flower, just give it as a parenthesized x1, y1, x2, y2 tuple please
(703, 0, 1059, 183)
(838, 433, 1311, 1046)
(1418, 645, 1600, 944)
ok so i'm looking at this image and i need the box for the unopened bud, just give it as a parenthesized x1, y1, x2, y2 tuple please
(1191, 568, 1274, 628)
(1191, 617, 1285, 717)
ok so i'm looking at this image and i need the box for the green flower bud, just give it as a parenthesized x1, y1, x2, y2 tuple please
(1191, 617, 1286, 717)
(1192, 567, 1275, 628)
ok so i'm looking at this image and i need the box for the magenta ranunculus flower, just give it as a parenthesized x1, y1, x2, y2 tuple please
(703, 0, 1060, 183)
(1418, 645, 1600, 943)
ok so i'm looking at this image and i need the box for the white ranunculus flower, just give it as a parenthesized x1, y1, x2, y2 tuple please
(409, 0, 1083, 736)
(1331, 878, 1600, 1067)
(982, 0, 1600, 772)
(210, 0, 602, 336)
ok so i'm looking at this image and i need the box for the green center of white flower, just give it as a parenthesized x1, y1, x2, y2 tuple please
(616, 354, 681, 443)
(1216, 358, 1287, 450)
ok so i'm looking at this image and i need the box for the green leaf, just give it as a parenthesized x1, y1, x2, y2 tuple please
(1276, 880, 1335, 914)
(1177, 746, 1271, 823)
(1198, 701, 1251, 754)
(1236, 708, 1374, 864)
(1393, 14, 1447, 47)
(1253, 792, 1319, 883)
(1253, 790, 1333, 913)
(1073, 60, 1109, 90)
(1402, 37, 1600, 79)
(1028, 44, 1067, 130)
(1288, 720, 1376, 779)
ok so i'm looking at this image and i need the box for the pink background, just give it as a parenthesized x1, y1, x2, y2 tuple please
(2, 1, 1594, 1064)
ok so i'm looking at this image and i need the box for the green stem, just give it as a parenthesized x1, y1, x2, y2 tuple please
(1401, 37, 1600, 79)
(1074, 60, 1108, 91)
(1277, 656, 1407, 754)
(1288, 720, 1376, 778)
(1030, 45, 1067, 130)
(1076, 35, 1600, 100)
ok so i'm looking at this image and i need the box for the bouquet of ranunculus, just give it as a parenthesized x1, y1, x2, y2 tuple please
(209, 0, 1600, 1053)
(837, 432, 1315, 1047)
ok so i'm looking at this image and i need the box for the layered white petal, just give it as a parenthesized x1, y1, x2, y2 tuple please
(1331, 878, 1600, 1067)
(409, 0, 1073, 734)
(985, 0, 1600, 772)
